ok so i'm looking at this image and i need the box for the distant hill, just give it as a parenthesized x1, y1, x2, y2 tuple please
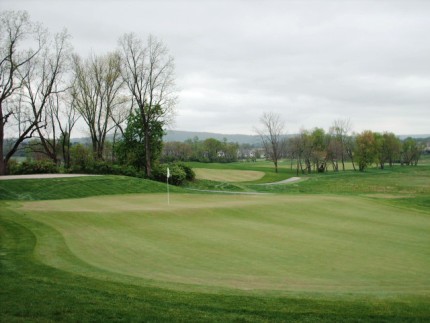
(164, 130, 262, 145)
(398, 135, 430, 140)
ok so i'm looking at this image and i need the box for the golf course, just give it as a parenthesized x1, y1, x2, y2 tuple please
(1, 161, 430, 321)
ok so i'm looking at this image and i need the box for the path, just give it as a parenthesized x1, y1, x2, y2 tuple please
(0, 174, 97, 180)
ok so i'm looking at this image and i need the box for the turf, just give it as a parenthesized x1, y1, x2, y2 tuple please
(0, 175, 183, 200)
(194, 168, 265, 182)
(18, 193, 430, 294)
(1, 164, 430, 321)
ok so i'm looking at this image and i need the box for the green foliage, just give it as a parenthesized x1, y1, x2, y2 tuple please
(163, 137, 239, 163)
(67, 161, 143, 177)
(402, 137, 421, 165)
(355, 130, 378, 171)
(151, 162, 195, 185)
(69, 143, 94, 171)
(177, 162, 195, 181)
(9, 160, 59, 175)
(115, 109, 164, 173)
(152, 163, 187, 185)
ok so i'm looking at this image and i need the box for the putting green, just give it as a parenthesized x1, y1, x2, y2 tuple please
(193, 168, 265, 182)
(19, 193, 430, 294)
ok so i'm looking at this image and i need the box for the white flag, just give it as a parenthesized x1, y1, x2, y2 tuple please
(167, 167, 170, 178)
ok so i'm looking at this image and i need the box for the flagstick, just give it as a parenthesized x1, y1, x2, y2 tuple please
(167, 176, 170, 205)
(166, 167, 170, 205)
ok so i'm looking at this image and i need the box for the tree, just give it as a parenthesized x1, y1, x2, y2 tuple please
(310, 127, 327, 172)
(21, 29, 71, 165)
(71, 51, 124, 160)
(255, 112, 286, 173)
(355, 130, 377, 171)
(330, 119, 351, 171)
(115, 108, 164, 171)
(119, 33, 176, 177)
(0, 10, 45, 174)
(162, 141, 192, 162)
(50, 90, 80, 168)
(382, 132, 401, 167)
(344, 134, 357, 171)
(203, 138, 223, 162)
(401, 137, 421, 166)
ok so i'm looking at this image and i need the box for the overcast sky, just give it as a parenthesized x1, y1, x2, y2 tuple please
(2, 0, 430, 135)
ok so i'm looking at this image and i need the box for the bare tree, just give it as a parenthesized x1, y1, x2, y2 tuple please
(255, 112, 286, 173)
(47, 89, 80, 168)
(119, 33, 176, 177)
(330, 118, 352, 171)
(71, 51, 124, 160)
(0, 10, 47, 174)
(20, 29, 72, 165)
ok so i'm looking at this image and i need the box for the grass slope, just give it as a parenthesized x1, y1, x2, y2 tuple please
(1, 166, 430, 322)
(0, 175, 183, 200)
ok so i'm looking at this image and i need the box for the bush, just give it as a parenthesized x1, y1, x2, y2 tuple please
(9, 160, 59, 175)
(67, 160, 144, 178)
(152, 163, 187, 186)
(176, 163, 195, 181)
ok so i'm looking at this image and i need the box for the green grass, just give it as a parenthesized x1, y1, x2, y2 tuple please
(194, 168, 265, 182)
(185, 162, 430, 211)
(17, 193, 430, 294)
(1, 165, 430, 321)
(186, 160, 297, 183)
(0, 175, 184, 200)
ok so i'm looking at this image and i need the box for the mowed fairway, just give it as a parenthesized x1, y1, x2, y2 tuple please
(194, 168, 265, 182)
(19, 193, 430, 294)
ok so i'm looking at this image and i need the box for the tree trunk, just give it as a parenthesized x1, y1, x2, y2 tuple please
(0, 104, 5, 175)
(144, 125, 152, 177)
(351, 158, 356, 171)
(341, 154, 345, 171)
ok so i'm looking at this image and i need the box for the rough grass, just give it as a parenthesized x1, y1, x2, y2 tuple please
(0, 175, 183, 200)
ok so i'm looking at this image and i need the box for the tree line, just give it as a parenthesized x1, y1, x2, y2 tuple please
(0, 10, 175, 176)
(2, 11, 425, 178)
(162, 137, 240, 163)
(257, 113, 424, 174)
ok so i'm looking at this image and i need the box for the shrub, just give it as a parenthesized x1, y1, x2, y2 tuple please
(67, 160, 144, 178)
(152, 163, 187, 186)
(176, 163, 195, 181)
(10, 160, 59, 175)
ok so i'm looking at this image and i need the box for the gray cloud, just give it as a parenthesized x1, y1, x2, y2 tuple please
(2, 0, 429, 135)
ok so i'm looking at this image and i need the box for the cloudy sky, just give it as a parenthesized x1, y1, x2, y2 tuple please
(2, 0, 430, 135)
